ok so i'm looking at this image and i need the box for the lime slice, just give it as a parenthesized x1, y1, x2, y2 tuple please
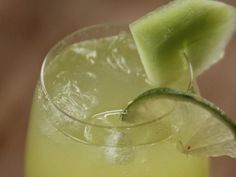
(122, 88, 236, 157)
(130, 0, 236, 88)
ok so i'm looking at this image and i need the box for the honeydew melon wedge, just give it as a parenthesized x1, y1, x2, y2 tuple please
(130, 0, 236, 89)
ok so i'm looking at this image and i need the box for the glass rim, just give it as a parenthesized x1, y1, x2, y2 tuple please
(40, 23, 194, 130)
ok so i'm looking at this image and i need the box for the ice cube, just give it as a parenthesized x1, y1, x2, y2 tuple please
(104, 130, 134, 165)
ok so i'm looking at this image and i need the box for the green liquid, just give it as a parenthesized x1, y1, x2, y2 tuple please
(25, 32, 209, 177)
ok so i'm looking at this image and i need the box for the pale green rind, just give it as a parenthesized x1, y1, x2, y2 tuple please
(130, 0, 236, 87)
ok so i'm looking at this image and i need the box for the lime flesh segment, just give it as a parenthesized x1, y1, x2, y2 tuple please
(130, 0, 236, 88)
(122, 88, 236, 157)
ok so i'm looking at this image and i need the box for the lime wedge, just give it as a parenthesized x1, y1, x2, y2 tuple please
(122, 88, 236, 157)
(130, 0, 236, 88)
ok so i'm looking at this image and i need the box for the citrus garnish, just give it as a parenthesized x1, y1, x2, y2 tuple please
(122, 88, 236, 157)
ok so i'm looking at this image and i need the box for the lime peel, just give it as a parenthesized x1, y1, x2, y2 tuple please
(122, 88, 236, 157)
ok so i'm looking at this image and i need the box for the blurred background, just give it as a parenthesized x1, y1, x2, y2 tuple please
(0, 0, 235, 177)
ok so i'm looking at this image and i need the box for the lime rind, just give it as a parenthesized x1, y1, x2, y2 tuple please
(122, 88, 236, 157)
(126, 88, 236, 133)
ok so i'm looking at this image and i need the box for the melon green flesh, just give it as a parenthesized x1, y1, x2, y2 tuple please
(130, 0, 236, 88)
(122, 88, 236, 157)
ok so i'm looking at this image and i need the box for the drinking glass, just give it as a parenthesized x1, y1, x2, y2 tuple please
(25, 24, 209, 177)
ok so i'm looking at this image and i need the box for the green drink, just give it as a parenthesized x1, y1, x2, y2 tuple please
(25, 25, 209, 177)
(25, 0, 236, 176)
